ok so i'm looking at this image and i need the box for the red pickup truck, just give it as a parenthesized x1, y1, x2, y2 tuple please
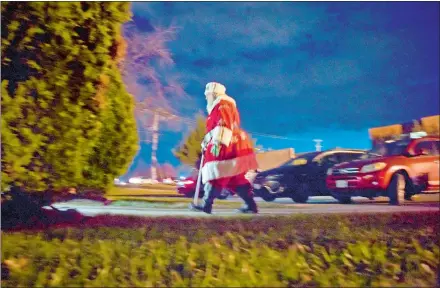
(326, 133, 439, 205)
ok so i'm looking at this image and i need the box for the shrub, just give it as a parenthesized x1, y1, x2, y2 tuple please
(2, 212, 438, 287)
(1, 2, 136, 192)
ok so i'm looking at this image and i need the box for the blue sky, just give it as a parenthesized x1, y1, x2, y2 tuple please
(125, 2, 439, 176)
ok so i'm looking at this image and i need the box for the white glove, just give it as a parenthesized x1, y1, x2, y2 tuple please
(201, 138, 209, 151)
(210, 141, 221, 157)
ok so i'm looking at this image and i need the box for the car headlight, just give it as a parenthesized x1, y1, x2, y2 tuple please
(360, 162, 386, 173)
(327, 168, 333, 175)
(266, 174, 282, 180)
(293, 158, 307, 166)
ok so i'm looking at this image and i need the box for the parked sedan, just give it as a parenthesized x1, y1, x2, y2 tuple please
(176, 176, 230, 199)
(252, 149, 367, 202)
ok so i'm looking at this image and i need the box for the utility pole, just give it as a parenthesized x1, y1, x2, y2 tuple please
(150, 111, 160, 181)
(138, 103, 177, 181)
(313, 139, 323, 152)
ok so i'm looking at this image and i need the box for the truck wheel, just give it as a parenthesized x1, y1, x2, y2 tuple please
(291, 183, 309, 203)
(334, 196, 352, 204)
(388, 173, 406, 206)
(260, 187, 276, 202)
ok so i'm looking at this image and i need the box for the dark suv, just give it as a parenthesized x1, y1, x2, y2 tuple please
(252, 149, 367, 202)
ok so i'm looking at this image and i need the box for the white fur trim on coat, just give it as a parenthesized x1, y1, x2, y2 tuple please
(204, 126, 233, 147)
(207, 94, 236, 115)
(201, 154, 258, 184)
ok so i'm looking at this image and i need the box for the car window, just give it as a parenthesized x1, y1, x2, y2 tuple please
(369, 139, 411, 157)
(320, 153, 340, 166)
(414, 141, 438, 156)
(434, 140, 440, 155)
(281, 152, 319, 166)
(339, 152, 364, 163)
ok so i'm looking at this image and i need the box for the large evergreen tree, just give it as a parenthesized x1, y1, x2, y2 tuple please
(1, 2, 137, 192)
(81, 67, 139, 190)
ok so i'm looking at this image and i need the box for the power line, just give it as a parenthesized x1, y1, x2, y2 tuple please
(136, 107, 322, 159)
(136, 112, 313, 142)
(247, 132, 312, 142)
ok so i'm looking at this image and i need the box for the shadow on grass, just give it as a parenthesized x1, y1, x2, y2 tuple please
(3, 204, 439, 236)
(1, 206, 92, 232)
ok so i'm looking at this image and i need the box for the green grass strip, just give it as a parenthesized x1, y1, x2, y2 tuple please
(2, 211, 438, 287)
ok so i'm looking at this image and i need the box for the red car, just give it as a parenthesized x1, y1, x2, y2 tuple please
(176, 175, 230, 199)
(326, 133, 439, 205)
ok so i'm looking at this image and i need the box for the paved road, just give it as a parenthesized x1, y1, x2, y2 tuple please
(51, 194, 439, 218)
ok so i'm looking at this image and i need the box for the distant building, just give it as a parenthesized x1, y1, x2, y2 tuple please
(255, 148, 295, 171)
(368, 114, 439, 148)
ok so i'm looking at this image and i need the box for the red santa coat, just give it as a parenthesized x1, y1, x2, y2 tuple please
(201, 94, 258, 185)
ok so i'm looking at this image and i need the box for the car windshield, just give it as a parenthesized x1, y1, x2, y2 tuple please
(281, 152, 319, 166)
(364, 139, 411, 158)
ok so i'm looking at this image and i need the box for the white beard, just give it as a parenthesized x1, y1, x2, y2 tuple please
(206, 99, 215, 113)
(206, 103, 212, 113)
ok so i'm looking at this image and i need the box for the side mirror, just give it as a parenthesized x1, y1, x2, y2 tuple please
(410, 150, 429, 157)
(417, 150, 430, 156)
(402, 151, 412, 157)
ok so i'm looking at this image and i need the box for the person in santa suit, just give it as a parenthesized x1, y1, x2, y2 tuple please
(190, 82, 259, 214)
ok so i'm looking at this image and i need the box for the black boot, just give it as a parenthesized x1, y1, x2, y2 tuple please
(237, 206, 258, 214)
(188, 183, 218, 214)
(236, 184, 258, 214)
(189, 201, 212, 214)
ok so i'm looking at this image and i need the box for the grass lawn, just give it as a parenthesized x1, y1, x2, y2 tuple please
(2, 211, 438, 287)
(135, 183, 177, 190)
(108, 197, 310, 209)
(106, 185, 179, 198)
